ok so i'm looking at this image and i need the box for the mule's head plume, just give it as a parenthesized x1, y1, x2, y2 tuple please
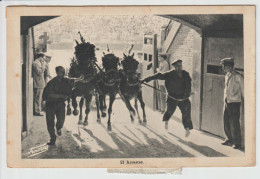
(78, 31, 85, 43)
(128, 44, 134, 55)
(72, 33, 96, 75)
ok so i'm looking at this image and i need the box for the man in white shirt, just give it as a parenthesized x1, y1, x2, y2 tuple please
(157, 54, 170, 113)
(220, 57, 244, 150)
(136, 52, 143, 78)
(32, 52, 47, 116)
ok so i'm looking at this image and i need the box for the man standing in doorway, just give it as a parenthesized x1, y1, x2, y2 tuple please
(42, 66, 73, 145)
(32, 52, 46, 116)
(157, 53, 170, 113)
(220, 58, 244, 150)
(136, 52, 143, 79)
(141, 59, 193, 137)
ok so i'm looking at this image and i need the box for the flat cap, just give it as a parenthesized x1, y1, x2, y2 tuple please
(171, 59, 182, 66)
(220, 57, 234, 65)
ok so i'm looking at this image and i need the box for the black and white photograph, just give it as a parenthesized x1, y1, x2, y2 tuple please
(6, 6, 255, 168)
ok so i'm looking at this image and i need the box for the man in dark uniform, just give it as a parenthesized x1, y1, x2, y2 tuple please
(42, 66, 73, 145)
(141, 59, 193, 137)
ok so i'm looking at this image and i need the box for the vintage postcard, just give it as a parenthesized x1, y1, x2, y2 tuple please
(6, 6, 255, 168)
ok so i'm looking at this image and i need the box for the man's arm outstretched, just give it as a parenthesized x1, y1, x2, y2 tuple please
(141, 71, 170, 83)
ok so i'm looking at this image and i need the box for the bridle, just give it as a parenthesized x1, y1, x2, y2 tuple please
(125, 71, 140, 87)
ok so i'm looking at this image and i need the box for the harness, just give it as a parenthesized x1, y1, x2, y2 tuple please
(100, 69, 120, 87)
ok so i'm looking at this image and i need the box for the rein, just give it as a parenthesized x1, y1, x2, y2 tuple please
(141, 82, 191, 102)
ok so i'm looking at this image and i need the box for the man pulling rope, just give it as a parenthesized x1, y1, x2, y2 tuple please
(140, 59, 193, 137)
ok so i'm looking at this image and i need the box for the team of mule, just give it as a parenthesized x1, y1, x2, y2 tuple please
(66, 32, 147, 130)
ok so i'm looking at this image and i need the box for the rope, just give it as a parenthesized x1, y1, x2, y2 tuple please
(141, 82, 190, 102)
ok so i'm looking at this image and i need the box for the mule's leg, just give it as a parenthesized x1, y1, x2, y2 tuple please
(95, 92, 101, 123)
(134, 98, 142, 124)
(83, 94, 93, 126)
(103, 96, 107, 110)
(72, 96, 79, 116)
(66, 98, 72, 115)
(107, 94, 116, 131)
(78, 97, 84, 125)
(99, 94, 106, 117)
(124, 98, 136, 122)
(119, 92, 135, 122)
(138, 92, 147, 124)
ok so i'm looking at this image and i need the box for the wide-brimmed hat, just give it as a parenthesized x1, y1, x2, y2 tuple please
(44, 52, 52, 58)
(158, 53, 169, 59)
(37, 52, 45, 55)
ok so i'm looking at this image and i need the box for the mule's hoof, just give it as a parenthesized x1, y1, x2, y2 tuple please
(131, 118, 134, 123)
(78, 120, 83, 125)
(101, 112, 106, 118)
(67, 108, 72, 115)
(165, 122, 168, 130)
(131, 110, 136, 117)
(138, 120, 142, 124)
(107, 125, 112, 131)
(97, 118, 101, 123)
(83, 121, 88, 126)
(79, 115, 83, 121)
(143, 120, 147, 125)
(73, 110, 79, 116)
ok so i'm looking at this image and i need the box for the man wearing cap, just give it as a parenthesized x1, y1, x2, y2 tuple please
(141, 59, 193, 137)
(220, 57, 244, 150)
(32, 52, 47, 116)
(44, 52, 52, 85)
(42, 66, 73, 145)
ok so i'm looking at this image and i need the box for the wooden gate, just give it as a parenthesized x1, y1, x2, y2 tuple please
(201, 37, 244, 138)
(202, 74, 225, 137)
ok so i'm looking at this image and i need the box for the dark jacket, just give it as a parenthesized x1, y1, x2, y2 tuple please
(42, 77, 73, 102)
(145, 70, 191, 99)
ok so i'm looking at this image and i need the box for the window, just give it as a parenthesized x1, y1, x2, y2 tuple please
(207, 65, 244, 76)
(144, 53, 147, 61)
(149, 54, 153, 62)
(144, 37, 153, 45)
(207, 65, 225, 75)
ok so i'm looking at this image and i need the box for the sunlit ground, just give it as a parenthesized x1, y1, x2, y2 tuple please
(22, 97, 244, 159)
